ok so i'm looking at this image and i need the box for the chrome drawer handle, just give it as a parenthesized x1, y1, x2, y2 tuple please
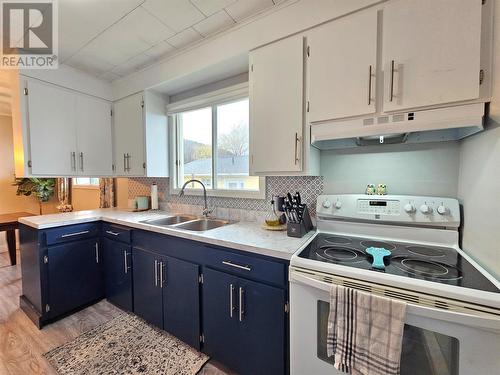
(229, 283, 235, 318)
(154, 260, 158, 287)
(222, 261, 251, 271)
(61, 230, 90, 238)
(124, 251, 128, 274)
(105, 230, 120, 236)
(239, 287, 245, 322)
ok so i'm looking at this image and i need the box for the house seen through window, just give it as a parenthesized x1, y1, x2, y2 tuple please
(174, 98, 261, 194)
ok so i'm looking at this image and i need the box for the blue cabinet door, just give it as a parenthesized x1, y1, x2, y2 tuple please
(202, 268, 240, 370)
(238, 278, 285, 375)
(47, 238, 103, 317)
(132, 247, 163, 328)
(103, 238, 132, 311)
(162, 256, 200, 349)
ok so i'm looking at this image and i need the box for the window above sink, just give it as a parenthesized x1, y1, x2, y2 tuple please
(168, 83, 265, 200)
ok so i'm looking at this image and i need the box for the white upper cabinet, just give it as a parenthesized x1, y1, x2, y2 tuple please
(26, 80, 77, 176)
(113, 92, 146, 176)
(16, 79, 113, 177)
(249, 35, 305, 174)
(113, 91, 168, 177)
(382, 0, 482, 112)
(76, 96, 113, 176)
(307, 8, 378, 122)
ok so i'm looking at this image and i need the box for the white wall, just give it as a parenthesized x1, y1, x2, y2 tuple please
(321, 142, 460, 196)
(456, 0, 500, 279)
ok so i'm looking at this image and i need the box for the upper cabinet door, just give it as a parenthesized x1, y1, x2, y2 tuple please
(27, 80, 77, 175)
(382, 0, 482, 112)
(76, 95, 113, 176)
(307, 8, 378, 122)
(113, 92, 145, 176)
(249, 35, 304, 174)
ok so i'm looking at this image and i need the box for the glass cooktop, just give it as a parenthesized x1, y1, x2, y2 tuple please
(298, 234, 500, 293)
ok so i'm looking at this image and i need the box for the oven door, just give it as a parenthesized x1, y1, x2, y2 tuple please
(290, 269, 500, 375)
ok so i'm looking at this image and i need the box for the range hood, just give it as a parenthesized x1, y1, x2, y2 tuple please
(311, 102, 486, 150)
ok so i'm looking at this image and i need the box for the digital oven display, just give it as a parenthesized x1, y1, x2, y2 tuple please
(369, 201, 387, 206)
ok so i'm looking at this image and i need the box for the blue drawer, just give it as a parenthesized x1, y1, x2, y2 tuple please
(203, 246, 286, 287)
(45, 222, 100, 246)
(103, 223, 131, 244)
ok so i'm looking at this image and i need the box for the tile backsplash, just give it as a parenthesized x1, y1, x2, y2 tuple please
(128, 176, 324, 220)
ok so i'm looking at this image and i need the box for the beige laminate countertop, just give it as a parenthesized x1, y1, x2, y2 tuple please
(18, 208, 316, 260)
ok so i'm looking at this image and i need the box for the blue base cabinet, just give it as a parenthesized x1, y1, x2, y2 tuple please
(20, 224, 289, 373)
(47, 238, 103, 318)
(162, 256, 200, 349)
(203, 267, 285, 375)
(132, 247, 164, 327)
(102, 237, 132, 311)
(19, 222, 103, 327)
(132, 247, 201, 350)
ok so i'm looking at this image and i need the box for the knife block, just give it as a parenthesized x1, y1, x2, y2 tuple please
(287, 206, 313, 238)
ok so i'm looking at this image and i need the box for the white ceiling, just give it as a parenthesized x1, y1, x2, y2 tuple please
(58, 0, 284, 82)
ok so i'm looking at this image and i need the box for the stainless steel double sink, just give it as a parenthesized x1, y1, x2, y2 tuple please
(140, 215, 233, 232)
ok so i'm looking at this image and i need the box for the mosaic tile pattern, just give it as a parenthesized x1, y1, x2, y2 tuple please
(128, 176, 324, 216)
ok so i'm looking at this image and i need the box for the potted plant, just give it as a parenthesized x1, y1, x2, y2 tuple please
(13, 178, 56, 215)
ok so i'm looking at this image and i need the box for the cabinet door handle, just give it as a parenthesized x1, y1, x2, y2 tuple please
(239, 287, 245, 322)
(105, 230, 120, 236)
(159, 261, 165, 288)
(124, 251, 128, 274)
(154, 260, 158, 287)
(222, 261, 251, 271)
(126, 153, 131, 172)
(71, 151, 76, 171)
(95, 242, 99, 263)
(389, 60, 395, 102)
(294, 132, 301, 165)
(229, 283, 235, 318)
(368, 65, 373, 105)
(79, 152, 84, 172)
(123, 153, 127, 172)
(61, 230, 90, 238)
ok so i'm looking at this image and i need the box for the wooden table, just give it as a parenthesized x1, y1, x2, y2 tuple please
(0, 212, 34, 266)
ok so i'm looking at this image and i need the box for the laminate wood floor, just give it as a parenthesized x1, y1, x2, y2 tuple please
(0, 248, 233, 375)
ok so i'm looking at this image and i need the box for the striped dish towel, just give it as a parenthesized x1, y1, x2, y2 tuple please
(327, 285, 407, 375)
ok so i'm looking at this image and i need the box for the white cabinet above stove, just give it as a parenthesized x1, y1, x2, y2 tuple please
(306, 0, 493, 149)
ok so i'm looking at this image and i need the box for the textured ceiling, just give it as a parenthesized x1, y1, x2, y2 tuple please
(58, 0, 286, 82)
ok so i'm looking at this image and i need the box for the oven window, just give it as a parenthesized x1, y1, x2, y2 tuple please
(317, 301, 459, 374)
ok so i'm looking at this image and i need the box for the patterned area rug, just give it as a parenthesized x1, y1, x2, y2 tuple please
(43, 312, 209, 375)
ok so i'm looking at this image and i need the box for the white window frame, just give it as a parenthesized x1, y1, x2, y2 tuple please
(167, 83, 265, 199)
(72, 177, 100, 190)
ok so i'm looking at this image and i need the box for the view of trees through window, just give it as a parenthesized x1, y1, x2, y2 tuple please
(176, 99, 259, 191)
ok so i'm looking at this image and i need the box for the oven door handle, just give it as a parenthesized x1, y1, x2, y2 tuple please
(290, 268, 500, 332)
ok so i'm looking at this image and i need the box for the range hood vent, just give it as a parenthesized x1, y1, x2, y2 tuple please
(311, 103, 486, 150)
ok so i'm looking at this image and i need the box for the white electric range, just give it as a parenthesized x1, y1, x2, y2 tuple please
(290, 194, 500, 375)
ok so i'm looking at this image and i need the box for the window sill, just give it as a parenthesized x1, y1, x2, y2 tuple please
(72, 185, 99, 190)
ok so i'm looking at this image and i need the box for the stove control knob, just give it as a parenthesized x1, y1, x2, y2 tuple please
(404, 203, 415, 213)
(335, 200, 342, 209)
(437, 205, 448, 215)
(322, 199, 332, 209)
(420, 204, 432, 214)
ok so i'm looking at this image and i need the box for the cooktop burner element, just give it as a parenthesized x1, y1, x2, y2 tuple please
(324, 236, 352, 245)
(298, 233, 499, 292)
(406, 245, 445, 257)
(316, 246, 365, 263)
(361, 240, 396, 251)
